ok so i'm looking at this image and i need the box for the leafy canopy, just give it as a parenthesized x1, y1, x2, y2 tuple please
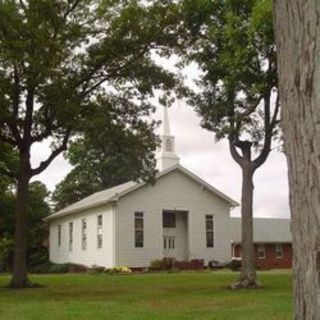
(177, 0, 279, 166)
(52, 103, 159, 210)
(0, 0, 179, 179)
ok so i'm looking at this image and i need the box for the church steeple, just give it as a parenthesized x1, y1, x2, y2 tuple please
(156, 106, 180, 171)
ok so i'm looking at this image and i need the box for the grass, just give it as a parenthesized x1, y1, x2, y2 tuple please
(0, 270, 292, 320)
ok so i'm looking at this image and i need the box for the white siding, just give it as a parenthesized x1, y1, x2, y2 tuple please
(114, 169, 233, 267)
(49, 204, 114, 268)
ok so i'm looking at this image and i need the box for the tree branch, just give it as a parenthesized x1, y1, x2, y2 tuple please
(31, 130, 71, 176)
(253, 95, 274, 169)
(236, 95, 263, 118)
(7, 65, 22, 144)
(228, 136, 244, 166)
(63, 0, 82, 20)
(31, 107, 55, 143)
(271, 92, 280, 126)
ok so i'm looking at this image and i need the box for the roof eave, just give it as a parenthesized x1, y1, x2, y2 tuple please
(43, 198, 117, 223)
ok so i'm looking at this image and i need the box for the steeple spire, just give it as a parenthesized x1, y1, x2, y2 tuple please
(156, 106, 180, 172)
(163, 105, 171, 136)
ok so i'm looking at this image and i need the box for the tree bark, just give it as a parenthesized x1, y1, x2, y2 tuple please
(9, 151, 32, 288)
(232, 164, 259, 288)
(274, 1, 320, 318)
(239, 165, 257, 286)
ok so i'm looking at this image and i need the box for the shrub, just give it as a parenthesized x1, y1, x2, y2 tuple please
(105, 266, 132, 274)
(226, 258, 242, 271)
(68, 263, 88, 273)
(28, 247, 49, 272)
(149, 258, 174, 271)
(88, 265, 106, 274)
(48, 263, 71, 274)
(174, 259, 204, 270)
(29, 262, 52, 274)
(30, 262, 88, 274)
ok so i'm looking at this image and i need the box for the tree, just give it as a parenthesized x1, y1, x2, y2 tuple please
(52, 105, 159, 210)
(178, 0, 279, 288)
(274, 1, 320, 318)
(0, 180, 51, 272)
(0, 0, 177, 287)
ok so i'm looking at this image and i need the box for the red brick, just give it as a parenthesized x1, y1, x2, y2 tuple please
(233, 243, 292, 269)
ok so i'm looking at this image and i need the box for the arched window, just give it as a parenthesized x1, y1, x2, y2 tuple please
(165, 138, 172, 152)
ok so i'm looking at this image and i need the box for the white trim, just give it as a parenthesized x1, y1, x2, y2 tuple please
(187, 210, 191, 260)
(112, 204, 116, 267)
(275, 243, 283, 259)
(257, 244, 266, 259)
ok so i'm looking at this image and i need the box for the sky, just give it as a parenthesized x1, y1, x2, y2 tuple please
(31, 100, 290, 219)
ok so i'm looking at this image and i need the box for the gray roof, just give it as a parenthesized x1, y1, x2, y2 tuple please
(45, 181, 137, 222)
(230, 217, 292, 243)
(45, 164, 239, 222)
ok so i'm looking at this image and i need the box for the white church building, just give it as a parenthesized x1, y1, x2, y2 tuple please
(45, 108, 292, 269)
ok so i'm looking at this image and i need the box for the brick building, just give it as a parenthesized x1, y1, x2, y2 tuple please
(231, 218, 292, 269)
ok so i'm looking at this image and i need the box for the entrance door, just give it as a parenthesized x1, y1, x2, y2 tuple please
(163, 236, 176, 257)
(162, 210, 188, 260)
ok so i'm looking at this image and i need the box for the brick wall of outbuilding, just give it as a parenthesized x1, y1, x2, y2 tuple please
(233, 243, 292, 269)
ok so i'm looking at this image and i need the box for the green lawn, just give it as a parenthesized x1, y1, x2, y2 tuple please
(0, 271, 292, 320)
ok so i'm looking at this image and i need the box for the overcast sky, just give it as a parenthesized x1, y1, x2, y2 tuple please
(31, 100, 290, 219)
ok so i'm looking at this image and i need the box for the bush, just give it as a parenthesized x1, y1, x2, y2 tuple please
(174, 259, 204, 270)
(29, 262, 52, 274)
(149, 258, 174, 271)
(28, 247, 49, 272)
(29, 262, 89, 274)
(149, 258, 205, 271)
(226, 258, 242, 271)
(105, 266, 132, 274)
(88, 265, 105, 274)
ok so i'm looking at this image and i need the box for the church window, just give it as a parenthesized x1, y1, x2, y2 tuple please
(163, 211, 176, 228)
(165, 138, 172, 152)
(205, 215, 214, 247)
(134, 212, 144, 247)
(82, 219, 87, 250)
(69, 222, 73, 252)
(97, 215, 103, 249)
(57, 225, 61, 247)
(275, 244, 283, 259)
(258, 244, 266, 259)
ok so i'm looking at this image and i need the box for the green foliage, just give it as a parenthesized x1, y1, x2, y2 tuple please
(177, 0, 279, 155)
(29, 262, 89, 274)
(149, 258, 174, 270)
(0, 0, 179, 179)
(226, 259, 242, 271)
(52, 102, 160, 210)
(0, 236, 14, 272)
(88, 265, 106, 274)
(0, 180, 51, 271)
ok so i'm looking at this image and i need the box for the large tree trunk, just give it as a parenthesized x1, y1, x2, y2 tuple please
(232, 165, 258, 288)
(9, 151, 32, 288)
(274, 1, 320, 318)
